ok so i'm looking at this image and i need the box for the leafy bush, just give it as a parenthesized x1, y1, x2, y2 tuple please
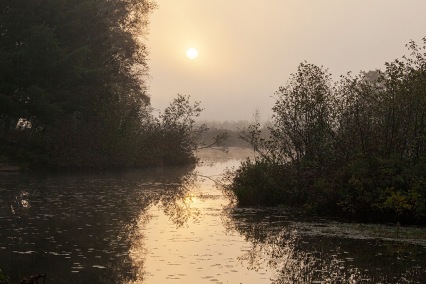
(227, 38, 426, 225)
(227, 159, 287, 206)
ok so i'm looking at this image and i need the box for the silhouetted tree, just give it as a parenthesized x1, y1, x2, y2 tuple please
(0, 0, 160, 168)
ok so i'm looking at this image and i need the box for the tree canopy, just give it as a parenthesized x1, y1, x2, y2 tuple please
(0, 0, 155, 128)
(0, 1, 219, 169)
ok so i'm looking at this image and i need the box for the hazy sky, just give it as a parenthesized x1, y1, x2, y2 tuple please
(147, 0, 426, 121)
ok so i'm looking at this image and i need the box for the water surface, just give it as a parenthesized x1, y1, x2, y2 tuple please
(1, 148, 425, 283)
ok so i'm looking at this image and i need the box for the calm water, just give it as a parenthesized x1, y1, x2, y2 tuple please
(1, 148, 425, 283)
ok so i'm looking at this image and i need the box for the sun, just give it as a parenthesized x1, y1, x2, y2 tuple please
(186, 48, 199, 60)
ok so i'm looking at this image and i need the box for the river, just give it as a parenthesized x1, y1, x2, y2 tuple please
(0, 148, 425, 283)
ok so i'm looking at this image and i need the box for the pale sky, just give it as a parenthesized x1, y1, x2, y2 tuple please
(147, 0, 426, 121)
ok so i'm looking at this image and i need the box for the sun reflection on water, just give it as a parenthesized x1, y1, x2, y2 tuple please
(1, 149, 424, 283)
(183, 193, 197, 205)
(128, 157, 276, 283)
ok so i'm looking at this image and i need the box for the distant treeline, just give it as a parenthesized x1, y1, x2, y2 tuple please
(198, 120, 271, 148)
(224, 38, 426, 225)
(0, 1, 221, 170)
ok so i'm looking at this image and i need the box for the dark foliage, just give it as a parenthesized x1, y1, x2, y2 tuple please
(0, 1, 218, 169)
(225, 38, 426, 225)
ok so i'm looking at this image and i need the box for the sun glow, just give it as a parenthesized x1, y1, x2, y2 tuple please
(186, 48, 199, 60)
